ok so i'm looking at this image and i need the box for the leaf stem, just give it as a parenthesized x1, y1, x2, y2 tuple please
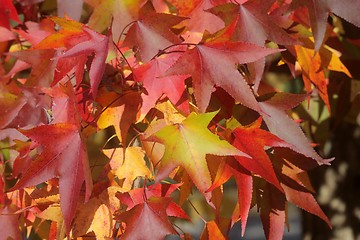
(187, 199, 206, 223)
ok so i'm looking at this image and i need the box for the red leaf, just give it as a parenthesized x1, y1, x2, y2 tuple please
(282, 184, 331, 228)
(232, 118, 290, 191)
(133, 46, 188, 117)
(166, 41, 279, 112)
(53, 26, 109, 97)
(0, 205, 21, 240)
(10, 124, 93, 235)
(117, 196, 178, 239)
(230, 162, 253, 236)
(259, 183, 286, 240)
(0, 0, 21, 29)
(259, 93, 333, 165)
(208, 0, 298, 45)
(123, 1, 187, 61)
(289, 0, 360, 50)
(117, 183, 189, 219)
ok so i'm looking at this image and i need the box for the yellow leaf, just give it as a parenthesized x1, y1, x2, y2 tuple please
(103, 147, 151, 191)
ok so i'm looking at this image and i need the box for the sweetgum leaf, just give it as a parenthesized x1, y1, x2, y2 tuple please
(294, 37, 352, 112)
(166, 41, 280, 113)
(103, 147, 150, 191)
(53, 26, 109, 97)
(289, 0, 360, 50)
(233, 118, 290, 191)
(147, 111, 245, 198)
(10, 124, 93, 235)
(133, 47, 188, 118)
(0, 205, 21, 240)
(259, 93, 333, 165)
(0, 0, 21, 29)
(116, 183, 189, 219)
(259, 183, 286, 240)
(117, 196, 177, 239)
(208, 1, 298, 45)
(123, 1, 187, 61)
(85, 0, 143, 42)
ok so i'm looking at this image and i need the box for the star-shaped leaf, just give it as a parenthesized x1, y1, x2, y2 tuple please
(123, 1, 187, 61)
(10, 124, 93, 235)
(166, 41, 280, 113)
(116, 196, 177, 240)
(208, 0, 298, 45)
(133, 48, 188, 118)
(146, 111, 244, 195)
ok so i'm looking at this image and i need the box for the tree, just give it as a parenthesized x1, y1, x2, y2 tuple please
(0, 0, 359, 239)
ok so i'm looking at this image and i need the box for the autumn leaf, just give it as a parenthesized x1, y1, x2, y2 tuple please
(10, 124, 93, 234)
(103, 147, 150, 191)
(166, 41, 280, 113)
(258, 182, 286, 240)
(259, 92, 333, 165)
(8, 49, 57, 87)
(289, 0, 360, 50)
(71, 186, 121, 239)
(133, 47, 188, 118)
(177, 0, 227, 42)
(36, 17, 109, 97)
(208, 0, 298, 45)
(0, 27, 15, 42)
(0, 205, 21, 240)
(116, 196, 177, 239)
(200, 220, 226, 240)
(146, 111, 245, 197)
(116, 183, 189, 219)
(0, 0, 21, 29)
(294, 37, 352, 111)
(232, 118, 290, 191)
(97, 91, 141, 146)
(85, 0, 143, 42)
(123, 1, 187, 61)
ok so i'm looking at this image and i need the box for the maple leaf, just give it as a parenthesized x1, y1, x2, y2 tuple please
(0, 205, 21, 240)
(10, 124, 93, 234)
(146, 111, 244, 197)
(208, 0, 298, 46)
(53, 28, 109, 97)
(272, 149, 331, 227)
(97, 91, 142, 146)
(103, 147, 151, 191)
(42, 82, 80, 124)
(117, 196, 177, 239)
(116, 183, 189, 219)
(294, 37, 352, 112)
(0, 81, 50, 129)
(289, 0, 360, 50)
(200, 220, 226, 240)
(133, 47, 188, 118)
(72, 186, 121, 239)
(166, 41, 280, 113)
(8, 49, 57, 87)
(0, 27, 15, 42)
(259, 92, 333, 165)
(36, 17, 109, 97)
(123, 1, 187, 61)
(0, 0, 21, 29)
(258, 182, 286, 240)
(177, 0, 228, 42)
(85, 0, 143, 42)
(15, 19, 55, 46)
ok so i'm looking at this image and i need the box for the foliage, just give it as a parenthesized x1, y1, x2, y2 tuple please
(0, 0, 359, 239)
